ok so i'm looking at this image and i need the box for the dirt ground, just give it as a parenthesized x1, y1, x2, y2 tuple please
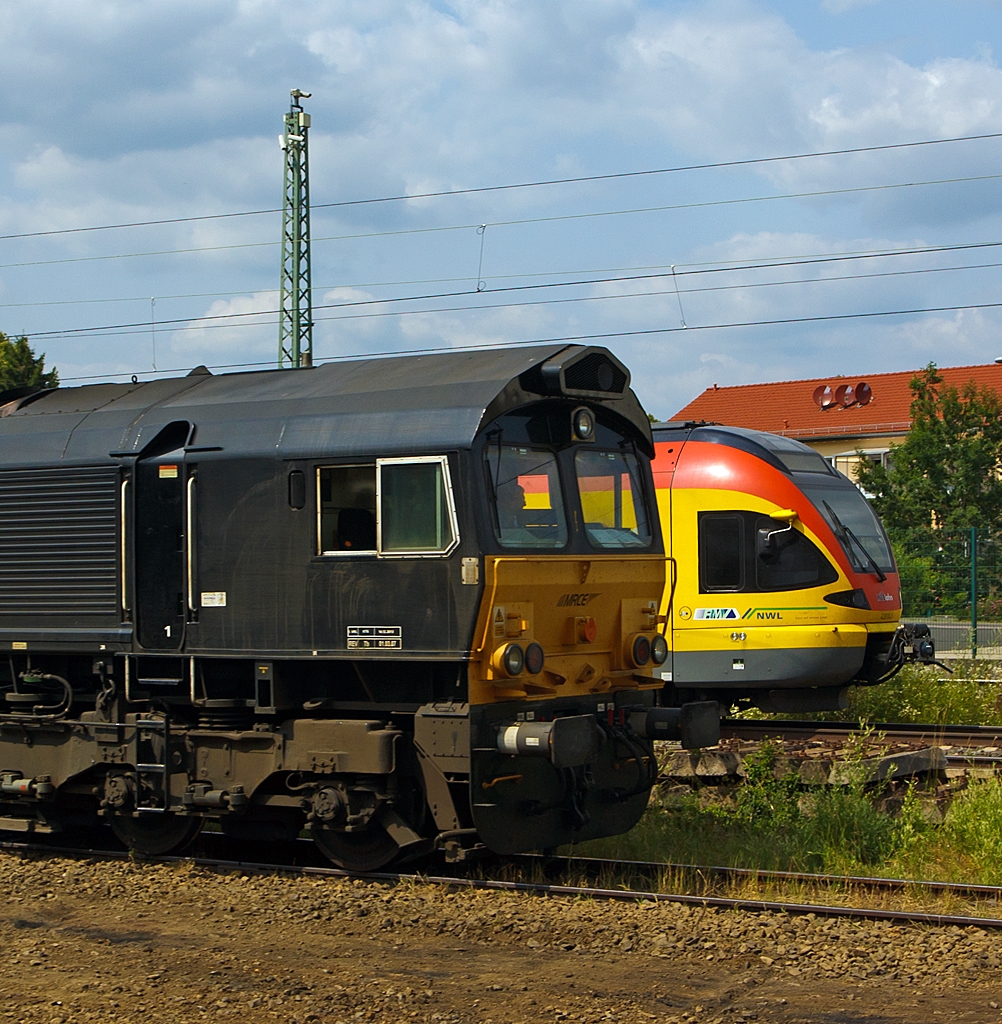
(1, 850, 1001, 1024)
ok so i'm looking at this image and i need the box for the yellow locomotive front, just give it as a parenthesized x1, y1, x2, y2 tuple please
(458, 401, 711, 854)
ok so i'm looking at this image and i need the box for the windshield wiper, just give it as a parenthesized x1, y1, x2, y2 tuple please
(823, 500, 887, 582)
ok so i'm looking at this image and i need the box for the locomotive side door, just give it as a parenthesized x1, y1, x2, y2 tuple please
(134, 448, 188, 650)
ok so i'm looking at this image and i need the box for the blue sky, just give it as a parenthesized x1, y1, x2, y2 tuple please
(2, 0, 1002, 418)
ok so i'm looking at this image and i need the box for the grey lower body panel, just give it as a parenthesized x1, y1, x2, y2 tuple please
(673, 646, 865, 689)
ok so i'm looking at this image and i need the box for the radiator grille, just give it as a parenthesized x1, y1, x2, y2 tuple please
(562, 352, 628, 395)
(0, 466, 119, 616)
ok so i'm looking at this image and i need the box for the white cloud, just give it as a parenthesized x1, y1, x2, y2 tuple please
(1, 0, 1000, 410)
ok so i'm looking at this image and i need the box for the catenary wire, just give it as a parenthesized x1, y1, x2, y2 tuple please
(2, 129, 1002, 242)
(25, 239, 1002, 340)
(49, 299, 1002, 382)
(30, 257, 1002, 343)
(5, 238, 1002, 311)
(4, 170, 1001, 271)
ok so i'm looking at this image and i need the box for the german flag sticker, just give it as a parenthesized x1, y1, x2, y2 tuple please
(159, 464, 179, 479)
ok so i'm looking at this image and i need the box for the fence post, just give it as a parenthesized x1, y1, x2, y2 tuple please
(971, 526, 978, 660)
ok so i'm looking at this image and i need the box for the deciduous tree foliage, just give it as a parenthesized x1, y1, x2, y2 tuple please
(857, 364, 1002, 534)
(856, 364, 1002, 615)
(0, 332, 58, 392)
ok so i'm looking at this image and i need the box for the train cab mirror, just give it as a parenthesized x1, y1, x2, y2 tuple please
(758, 508, 798, 556)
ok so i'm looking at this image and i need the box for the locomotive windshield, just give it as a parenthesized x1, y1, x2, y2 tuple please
(486, 445, 568, 548)
(798, 475, 896, 574)
(575, 450, 652, 549)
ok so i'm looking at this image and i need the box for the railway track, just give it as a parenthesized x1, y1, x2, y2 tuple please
(5, 834, 1002, 931)
(719, 719, 1002, 747)
(514, 852, 1002, 902)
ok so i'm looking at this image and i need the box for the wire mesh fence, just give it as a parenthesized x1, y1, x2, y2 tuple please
(897, 528, 1002, 659)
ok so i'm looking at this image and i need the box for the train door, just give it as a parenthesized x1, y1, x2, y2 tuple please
(134, 424, 191, 651)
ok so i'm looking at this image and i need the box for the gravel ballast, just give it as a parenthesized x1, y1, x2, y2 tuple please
(0, 851, 1001, 1022)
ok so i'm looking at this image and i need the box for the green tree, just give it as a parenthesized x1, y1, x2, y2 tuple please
(0, 332, 58, 392)
(855, 363, 1002, 615)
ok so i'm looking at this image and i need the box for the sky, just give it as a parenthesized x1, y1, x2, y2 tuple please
(2, 0, 1002, 419)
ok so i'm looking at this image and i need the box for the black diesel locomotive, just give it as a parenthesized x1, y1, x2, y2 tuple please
(0, 344, 715, 869)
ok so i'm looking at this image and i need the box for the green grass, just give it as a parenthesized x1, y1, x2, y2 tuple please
(568, 738, 1002, 886)
(568, 740, 925, 875)
(846, 661, 1002, 725)
(733, 661, 1002, 726)
(565, 664, 1002, 887)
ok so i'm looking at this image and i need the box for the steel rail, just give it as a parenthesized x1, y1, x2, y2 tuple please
(4, 838, 1002, 931)
(516, 853, 1002, 901)
(719, 719, 1002, 746)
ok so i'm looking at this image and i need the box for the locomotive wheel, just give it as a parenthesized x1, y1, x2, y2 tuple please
(311, 822, 398, 872)
(110, 813, 203, 856)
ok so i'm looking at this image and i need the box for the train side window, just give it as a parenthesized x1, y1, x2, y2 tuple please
(317, 465, 377, 554)
(755, 517, 838, 591)
(699, 513, 744, 591)
(377, 456, 460, 556)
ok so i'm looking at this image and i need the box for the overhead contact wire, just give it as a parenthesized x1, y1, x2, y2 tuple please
(26, 240, 1002, 340)
(3, 128, 1002, 242)
(52, 299, 1002, 382)
(5, 171, 1002, 271)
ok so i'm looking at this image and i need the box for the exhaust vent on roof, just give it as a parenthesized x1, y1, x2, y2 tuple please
(538, 347, 630, 399)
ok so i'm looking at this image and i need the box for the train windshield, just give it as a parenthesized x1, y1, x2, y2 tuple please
(486, 445, 569, 548)
(575, 450, 652, 549)
(799, 476, 896, 574)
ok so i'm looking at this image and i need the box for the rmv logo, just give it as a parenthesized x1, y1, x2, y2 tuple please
(694, 607, 739, 620)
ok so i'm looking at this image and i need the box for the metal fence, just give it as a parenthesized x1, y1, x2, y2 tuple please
(896, 527, 1002, 658)
(909, 618, 1002, 661)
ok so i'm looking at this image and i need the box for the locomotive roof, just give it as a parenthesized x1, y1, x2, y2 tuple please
(0, 344, 653, 467)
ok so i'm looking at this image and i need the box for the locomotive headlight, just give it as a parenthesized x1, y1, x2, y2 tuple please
(572, 407, 595, 441)
(650, 634, 669, 665)
(524, 641, 545, 675)
(626, 633, 652, 667)
(492, 642, 525, 677)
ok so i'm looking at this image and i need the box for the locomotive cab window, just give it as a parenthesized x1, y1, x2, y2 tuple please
(699, 513, 744, 591)
(318, 466, 377, 553)
(699, 510, 839, 593)
(318, 458, 459, 557)
(485, 445, 568, 549)
(377, 456, 459, 555)
(574, 449, 651, 549)
(755, 516, 838, 591)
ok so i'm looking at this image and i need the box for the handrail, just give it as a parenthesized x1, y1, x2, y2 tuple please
(186, 473, 197, 614)
(120, 477, 129, 617)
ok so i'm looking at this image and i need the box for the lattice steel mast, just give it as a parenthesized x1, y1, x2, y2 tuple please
(279, 89, 313, 368)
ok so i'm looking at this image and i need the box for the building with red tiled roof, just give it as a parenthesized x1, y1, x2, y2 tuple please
(669, 362, 1002, 479)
